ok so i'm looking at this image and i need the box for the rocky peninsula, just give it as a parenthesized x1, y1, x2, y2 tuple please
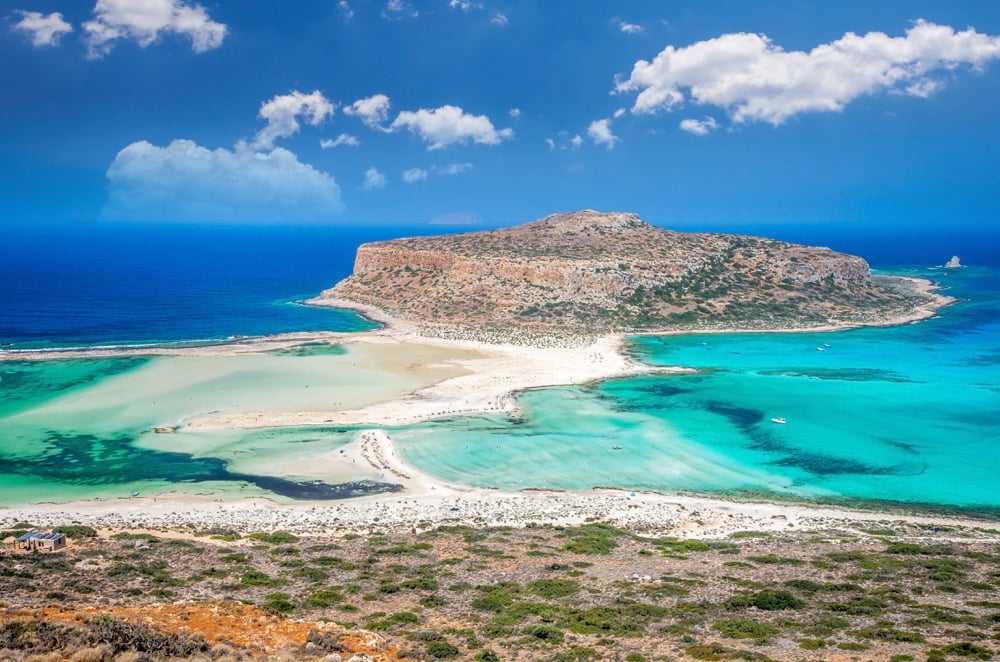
(320, 210, 948, 342)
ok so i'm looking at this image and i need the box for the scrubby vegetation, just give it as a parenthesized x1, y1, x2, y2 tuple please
(1, 522, 999, 660)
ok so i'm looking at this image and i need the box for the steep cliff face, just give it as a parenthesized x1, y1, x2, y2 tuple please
(322, 211, 921, 332)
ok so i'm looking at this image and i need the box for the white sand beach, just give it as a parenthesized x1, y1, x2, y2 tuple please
(1, 281, 983, 542)
(2, 427, 996, 543)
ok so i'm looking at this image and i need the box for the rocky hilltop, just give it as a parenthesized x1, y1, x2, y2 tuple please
(322, 211, 940, 338)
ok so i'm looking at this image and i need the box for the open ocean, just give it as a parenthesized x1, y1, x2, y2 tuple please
(1, 223, 998, 515)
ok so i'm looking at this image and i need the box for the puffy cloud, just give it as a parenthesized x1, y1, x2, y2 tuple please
(509, 107, 521, 118)
(618, 20, 642, 34)
(363, 166, 386, 190)
(103, 139, 343, 223)
(252, 90, 335, 150)
(490, 13, 508, 26)
(83, 0, 226, 58)
(449, 0, 481, 10)
(434, 162, 472, 176)
(587, 118, 619, 149)
(613, 107, 626, 118)
(546, 132, 584, 151)
(616, 20, 1000, 125)
(382, 0, 417, 20)
(13, 10, 73, 46)
(679, 116, 719, 135)
(344, 94, 391, 129)
(402, 163, 471, 183)
(390, 105, 513, 150)
(402, 168, 428, 183)
(321, 133, 360, 149)
(338, 1, 353, 19)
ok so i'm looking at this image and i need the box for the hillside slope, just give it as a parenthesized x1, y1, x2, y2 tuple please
(322, 210, 938, 337)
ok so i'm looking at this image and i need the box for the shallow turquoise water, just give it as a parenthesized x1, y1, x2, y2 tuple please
(1, 265, 997, 515)
(393, 266, 1000, 515)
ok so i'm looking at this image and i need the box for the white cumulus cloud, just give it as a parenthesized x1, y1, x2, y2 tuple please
(252, 90, 335, 151)
(344, 94, 391, 129)
(402, 168, 428, 183)
(363, 166, 386, 190)
(321, 133, 360, 149)
(509, 107, 521, 118)
(83, 0, 227, 58)
(679, 116, 719, 135)
(616, 20, 1000, 125)
(13, 10, 73, 46)
(618, 19, 642, 34)
(587, 119, 619, 149)
(103, 139, 343, 223)
(570, 134, 583, 149)
(390, 105, 513, 150)
(490, 12, 508, 26)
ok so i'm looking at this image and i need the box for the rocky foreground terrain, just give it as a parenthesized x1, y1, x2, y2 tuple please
(2, 522, 999, 661)
(323, 211, 940, 339)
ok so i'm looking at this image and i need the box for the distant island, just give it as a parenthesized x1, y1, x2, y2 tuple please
(319, 210, 948, 342)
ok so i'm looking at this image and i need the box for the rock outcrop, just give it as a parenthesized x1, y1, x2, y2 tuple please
(322, 210, 938, 335)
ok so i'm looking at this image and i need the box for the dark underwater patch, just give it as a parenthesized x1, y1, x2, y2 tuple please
(0, 431, 399, 500)
(706, 402, 766, 428)
(772, 452, 925, 477)
(757, 367, 918, 383)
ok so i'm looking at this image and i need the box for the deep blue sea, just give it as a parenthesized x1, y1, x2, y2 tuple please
(1, 222, 998, 513)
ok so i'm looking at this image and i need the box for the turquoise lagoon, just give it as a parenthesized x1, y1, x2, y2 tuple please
(393, 265, 1000, 515)
(1, 265, 998, 515)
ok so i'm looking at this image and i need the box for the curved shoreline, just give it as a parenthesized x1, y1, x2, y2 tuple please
(0, 273, 977, 536)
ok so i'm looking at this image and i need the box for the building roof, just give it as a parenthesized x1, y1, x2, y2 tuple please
(14, 531, 65, 542)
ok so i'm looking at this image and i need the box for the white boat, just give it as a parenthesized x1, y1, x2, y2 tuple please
(612, 445, 623, 450)
(771, 417, 786, 424)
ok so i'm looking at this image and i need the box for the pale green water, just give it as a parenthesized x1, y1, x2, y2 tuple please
(0, 345, 450, 503)
(2, 266, 998, 515)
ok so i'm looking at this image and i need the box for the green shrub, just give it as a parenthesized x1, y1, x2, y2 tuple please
(525, 624, 563, 643)
(929, 642, 993, 659)
(727, 589, 804, 611)
(246, 531, 299, 544)
(426, 640, 459, 658)
(852, 623, 925, 643)
(305, 588, 343, 608)
(54, 524, 98, 538)
(527, 578, 579, 599)
(550, 647, 598, 661)
(262, 592, 296, 615)
(712, 618, 778, 643)
(559, 523, 627, 555)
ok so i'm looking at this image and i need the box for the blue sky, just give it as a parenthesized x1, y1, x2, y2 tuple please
(4, 0, 1000, 230)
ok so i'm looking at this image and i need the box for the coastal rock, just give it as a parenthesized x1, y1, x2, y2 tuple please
(323, 210, 937, 335)
(945, 255, 962, 268)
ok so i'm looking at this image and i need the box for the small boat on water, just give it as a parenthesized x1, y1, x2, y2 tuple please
(771, 417, 787, 424)
(611, 445, 623, 450)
